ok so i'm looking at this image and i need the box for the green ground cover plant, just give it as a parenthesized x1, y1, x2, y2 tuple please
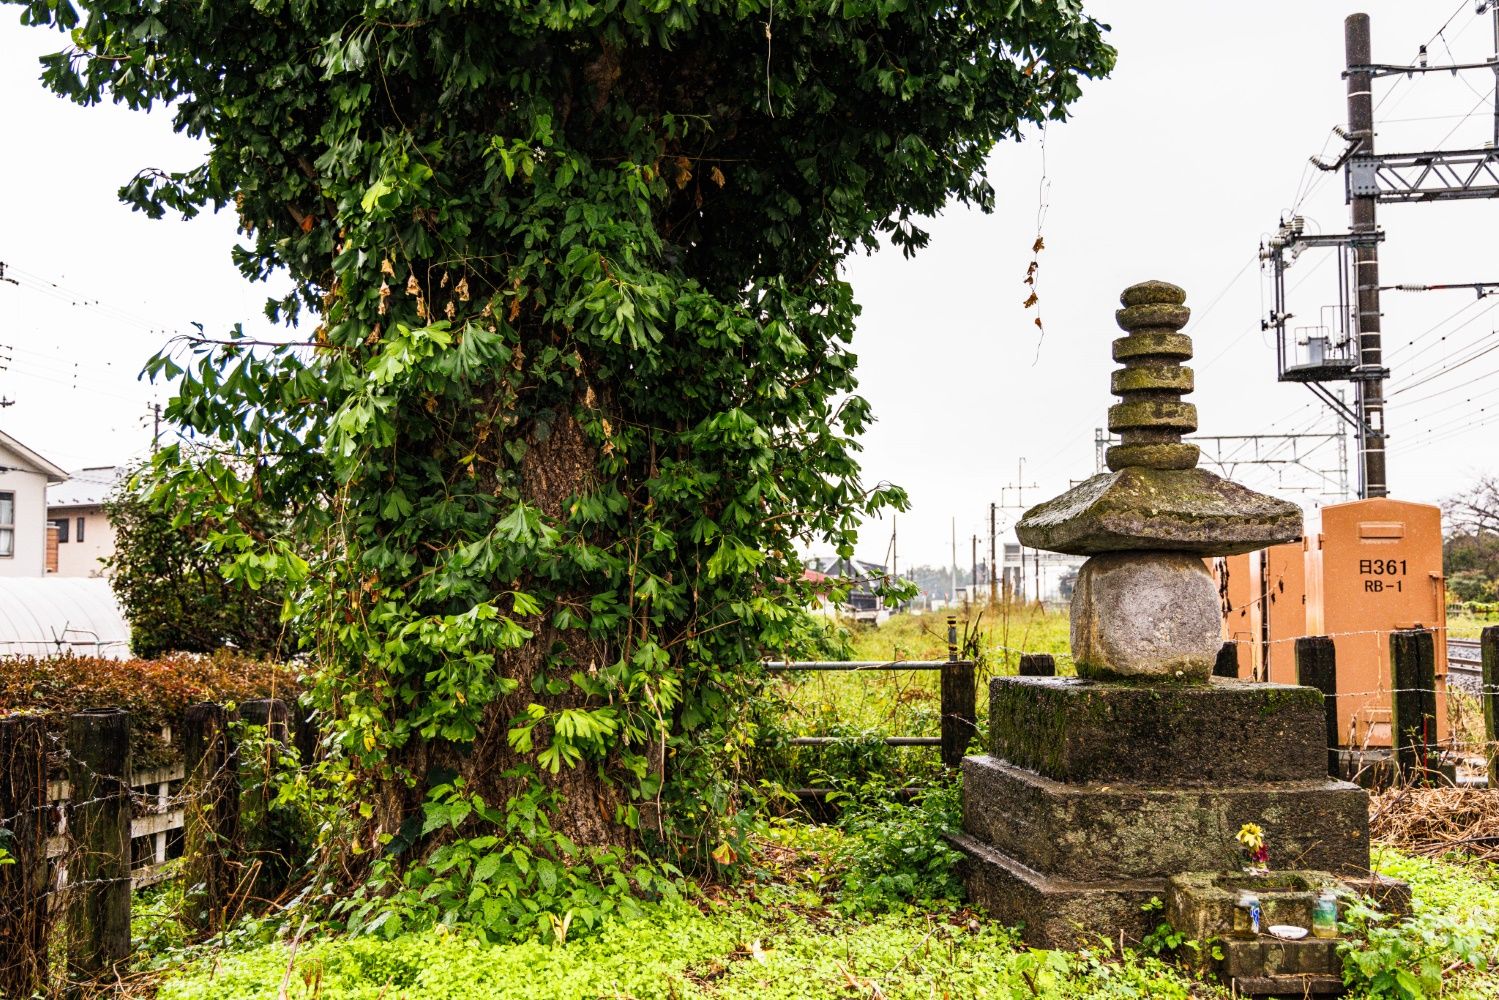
(147, 839, 1499, 999)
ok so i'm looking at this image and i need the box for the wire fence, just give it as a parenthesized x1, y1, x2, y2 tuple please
(0, 699, 298, 997)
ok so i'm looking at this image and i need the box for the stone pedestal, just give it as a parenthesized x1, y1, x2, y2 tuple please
(954, 676, 1373, 950)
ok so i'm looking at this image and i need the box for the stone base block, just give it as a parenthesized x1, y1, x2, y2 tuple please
(962, 756, 1370, 880)
(1222, 935, 1344, 996)
(989, 676, 1330, 785)
(951, 833, 1159, 949)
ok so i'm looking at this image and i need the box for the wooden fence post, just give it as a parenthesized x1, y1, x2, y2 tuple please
(239, 698, 288, 827)
(940, 616, 976, 767)
(0, 715, 50, 998)
(1390, 629, 1437, 783)
(183, 702, 239, 934)
(1018, 653, 1055, 677)
(292, 697, 319, 769)
(1482, 625, 1498, 788)
(1295, 636, 1339, 778)
(1213, 642, 1239, 679)
(66, 708, 132, 982)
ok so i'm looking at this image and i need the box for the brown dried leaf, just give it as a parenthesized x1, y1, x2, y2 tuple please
(709, 165, 726, 188)
(1022, 292, 1039, 309)
(405, 274, 421, 296)
(674, 155, 693, 190)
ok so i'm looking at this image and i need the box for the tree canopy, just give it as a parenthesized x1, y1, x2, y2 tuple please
(106, 463, 288, 658)
(15, 0, 1113, 937)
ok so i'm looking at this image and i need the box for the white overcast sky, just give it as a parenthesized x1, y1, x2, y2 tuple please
(3, 2, 1498, 569)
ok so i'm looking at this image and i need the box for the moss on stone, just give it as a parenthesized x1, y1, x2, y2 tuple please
(1015, 466, 1303, 556)
(1113, 333, 1193, 361)
(1111, 365, 1194, 394)
(1108, 399, 1198, 432)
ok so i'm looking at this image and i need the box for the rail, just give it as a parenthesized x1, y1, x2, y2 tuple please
(763, 618, 979, 787)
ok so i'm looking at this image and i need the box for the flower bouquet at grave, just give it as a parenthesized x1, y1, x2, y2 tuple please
(1236, 822, 1269, 874)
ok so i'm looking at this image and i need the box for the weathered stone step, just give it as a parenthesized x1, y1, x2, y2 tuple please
(961, 755, 1369, 882)
(950, 832, 1160, 948)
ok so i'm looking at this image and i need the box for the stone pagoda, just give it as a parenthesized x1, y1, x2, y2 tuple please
(955, 280, 1394, 994)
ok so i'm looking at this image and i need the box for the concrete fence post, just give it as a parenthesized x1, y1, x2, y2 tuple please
(1212, 642, 1239, 679)
(1482, 625, 1498, 787)
(1295, 636, 1339, 778)
(1390, 629, 1437, 783)
(1018, 653, 1056, 677)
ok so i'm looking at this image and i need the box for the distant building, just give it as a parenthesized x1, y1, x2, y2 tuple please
(47, 466, 125, 578)
(804, 556, 902, 623)
(0, 429, 69, 577)
(1002, 538, 1086, 606)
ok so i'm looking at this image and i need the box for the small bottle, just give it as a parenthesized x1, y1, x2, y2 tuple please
(1235, 892, 1262, 936)
(1312, 891, 1339, 939)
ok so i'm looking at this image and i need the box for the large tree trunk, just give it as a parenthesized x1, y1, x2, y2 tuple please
(374, 401, 633, 852)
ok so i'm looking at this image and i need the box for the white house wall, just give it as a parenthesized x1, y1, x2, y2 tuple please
(0, 441, 50, 577)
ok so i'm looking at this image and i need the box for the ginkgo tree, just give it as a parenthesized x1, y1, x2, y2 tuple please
(14, 0, 1112, 934)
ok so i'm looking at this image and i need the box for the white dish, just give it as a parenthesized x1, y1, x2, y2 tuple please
(1269, 925, 1308, 940)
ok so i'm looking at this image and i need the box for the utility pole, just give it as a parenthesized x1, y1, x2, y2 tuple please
(1345, 13, 1387, 498)
(950, 517, 957, 605)
(988, 503, 997, 605)
(971, 534, 977, 593)
(996, 458, 1037, 603)
(890, 515, 897, 583)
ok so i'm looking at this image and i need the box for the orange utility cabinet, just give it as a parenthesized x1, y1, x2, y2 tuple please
(1261, 540, 1309, 686)
(1213, 552, 1260, 679)
(1313, 497, 1448, 748)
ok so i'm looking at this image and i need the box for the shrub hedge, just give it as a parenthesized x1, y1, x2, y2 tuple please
(0, 652, 299, 769)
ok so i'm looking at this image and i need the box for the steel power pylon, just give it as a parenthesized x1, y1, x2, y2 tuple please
(1261, 7, 1499, 499)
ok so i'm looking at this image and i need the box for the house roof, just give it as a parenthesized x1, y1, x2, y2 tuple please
(48, 466, 126, 509)
(0, 429, 68, 483)
(0, 578, 132, 660)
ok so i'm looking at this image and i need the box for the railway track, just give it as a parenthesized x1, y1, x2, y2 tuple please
(1448, 638, 1484, 692)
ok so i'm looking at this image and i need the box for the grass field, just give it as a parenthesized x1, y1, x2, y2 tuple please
(149, 844, 1499, 999)
(1448, 608, 1499, 640)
